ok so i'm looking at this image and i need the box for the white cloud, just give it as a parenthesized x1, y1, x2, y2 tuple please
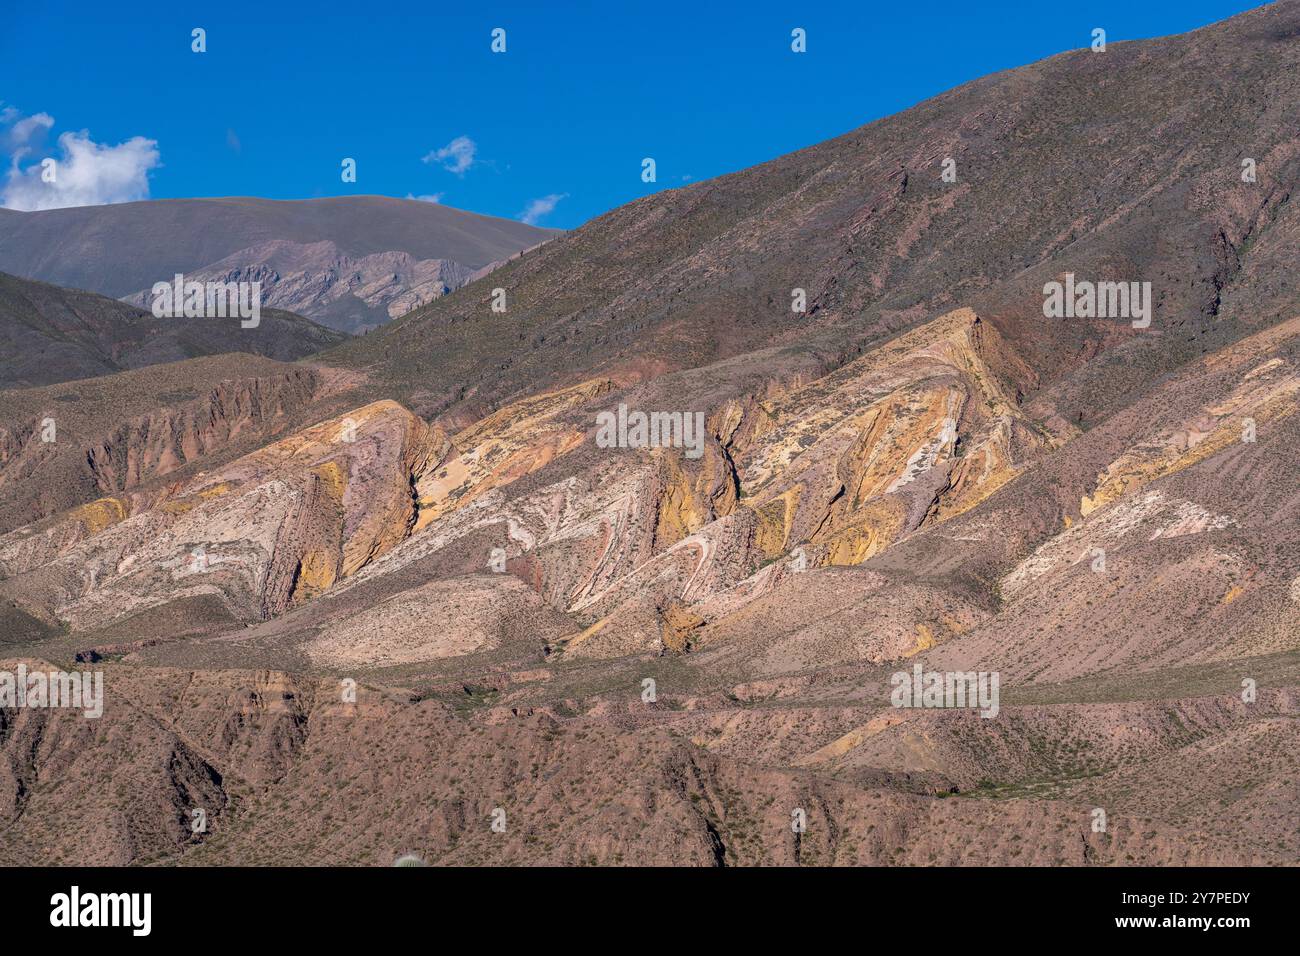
(405, 192, 444, 204)
(3, 111, 54, 151)
(518, 193, 568, 226)
(422, 135, 476, 175)
(1, 110, 160, 211)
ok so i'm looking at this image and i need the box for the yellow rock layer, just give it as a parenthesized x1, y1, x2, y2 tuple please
(659, 603, 705, 653)
(907, 623, 936, 657)
(654, 453, 707, 546)
(794, 712, 911, 766)
(71, 497, 128, 535)
(1081, 383, 1300, 517)
(413, 381, 611, 530)
(752, 488, 800, 557)
(817, 498, 908, 567)
(294, 549, 338, 600)
(453, 378, 613, 449)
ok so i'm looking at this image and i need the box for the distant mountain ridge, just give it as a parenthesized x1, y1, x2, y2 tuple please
(0, 271, 345, 389)
(0, 196, 558, 332)
(118, 239, 525, 335)
(2, 2, 1299, 869)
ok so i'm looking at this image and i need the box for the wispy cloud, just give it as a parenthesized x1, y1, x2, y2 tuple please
(1, 107, 160, 211)
(518, 192, 568, 226)
(422, 135, 476, 175)
(226, 128, 241, 154)
(1, 107, 54, 153)
(405, 192, 445, 204)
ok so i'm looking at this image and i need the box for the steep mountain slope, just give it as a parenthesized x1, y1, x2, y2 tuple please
(0, 354, 362, 536)
(2, 2, 1300, 868)
(323, 0, 1300, 432)
(0, 196, 558, 332)
(0, 271, 345, 388)
(0, 401, 447, 631)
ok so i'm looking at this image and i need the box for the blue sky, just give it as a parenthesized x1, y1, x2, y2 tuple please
(0, 0, 1263, 228)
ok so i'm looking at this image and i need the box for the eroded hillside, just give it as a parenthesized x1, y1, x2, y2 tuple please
(3, 1, 1300, 867)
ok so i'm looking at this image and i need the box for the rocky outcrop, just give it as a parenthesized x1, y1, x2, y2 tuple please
(0, 362, 349, 537)
(0, 401, 450, 629)
(121, 240, 489, 334)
